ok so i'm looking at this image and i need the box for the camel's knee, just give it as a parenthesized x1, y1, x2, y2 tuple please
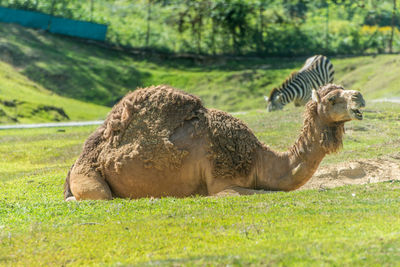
(70, 169, 112, 201)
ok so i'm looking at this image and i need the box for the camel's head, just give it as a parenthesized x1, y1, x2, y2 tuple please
(265, 88, 284, 112)
(312, 84, 366, 124)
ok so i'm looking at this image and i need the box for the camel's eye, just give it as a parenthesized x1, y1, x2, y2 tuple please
(328, 96, 336, 105)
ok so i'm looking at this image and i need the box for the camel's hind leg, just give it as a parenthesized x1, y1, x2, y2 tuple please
(213, 186, 273, 197)
(68, 166, 112, 201)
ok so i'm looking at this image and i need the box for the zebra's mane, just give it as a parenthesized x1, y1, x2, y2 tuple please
(268, 71, 299, 100)
(299, 55, 323, 72)
(267, 55, 330, 102)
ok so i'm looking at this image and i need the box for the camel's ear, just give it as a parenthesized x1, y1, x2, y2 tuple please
(264, 96, 269, 102)
(312, 90, 321, 103)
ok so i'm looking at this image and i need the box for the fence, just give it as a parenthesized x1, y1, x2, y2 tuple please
(0, 6, 107, 41)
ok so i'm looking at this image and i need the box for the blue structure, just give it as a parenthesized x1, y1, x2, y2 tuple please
(0, 7, 50, 30)
(0, 6, 107, 41)
(49, 17, 107, 41)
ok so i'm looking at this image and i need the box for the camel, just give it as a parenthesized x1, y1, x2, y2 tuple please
(64, 84, 365, 200)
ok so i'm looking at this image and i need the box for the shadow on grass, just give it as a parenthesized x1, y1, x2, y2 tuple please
(138, 254, 269, 266)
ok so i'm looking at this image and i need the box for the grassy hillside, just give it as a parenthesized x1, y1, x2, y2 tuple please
(334, 55, 400, 99)
(1, 22, 400, 120)
(0, 60, 109, 123)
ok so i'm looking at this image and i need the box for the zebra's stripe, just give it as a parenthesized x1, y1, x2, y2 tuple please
(268, 55, 334, 109)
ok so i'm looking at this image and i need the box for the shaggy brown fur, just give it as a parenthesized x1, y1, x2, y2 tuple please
(97, 85, 261, 179)
(65, 84, 365, 200)
(99, 85, 203, 172)
(205, 109, 262, 179)
(63, 122, 109, 199)
(67, 123, 107, 180)
(290, 84, 346, 158)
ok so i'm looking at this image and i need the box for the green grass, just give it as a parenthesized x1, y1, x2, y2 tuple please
(1, 182, 399, 266)
(1, 101, 400, 265)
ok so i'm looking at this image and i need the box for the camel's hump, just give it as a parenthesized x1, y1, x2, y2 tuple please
(100, 85, 205, 171)
(130, 85, 203, 111)
(103, 85, 203, 143)
(206, 109, 262, 179)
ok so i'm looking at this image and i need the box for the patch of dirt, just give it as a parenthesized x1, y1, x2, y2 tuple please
(301, 154, 400, 190)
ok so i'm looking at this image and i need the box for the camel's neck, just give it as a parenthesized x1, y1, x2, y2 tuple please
(255, 109, 344, 191)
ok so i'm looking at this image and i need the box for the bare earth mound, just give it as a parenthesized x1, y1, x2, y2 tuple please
(301, 154, 400, 190)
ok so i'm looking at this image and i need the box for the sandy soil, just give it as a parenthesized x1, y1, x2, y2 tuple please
(301, 154, 400, 190)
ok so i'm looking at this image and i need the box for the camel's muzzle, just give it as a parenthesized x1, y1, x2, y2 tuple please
(349, 92, 366, 120)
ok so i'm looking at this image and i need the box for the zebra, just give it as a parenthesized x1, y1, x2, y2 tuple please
(264, 55, 334, 112)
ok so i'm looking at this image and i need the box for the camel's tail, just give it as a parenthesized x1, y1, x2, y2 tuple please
(63, 164, 75, 201)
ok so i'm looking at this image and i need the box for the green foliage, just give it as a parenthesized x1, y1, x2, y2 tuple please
(1, 0, 400, 56)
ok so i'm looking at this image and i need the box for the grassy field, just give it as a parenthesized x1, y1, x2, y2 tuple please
(1, 100, 400, 265)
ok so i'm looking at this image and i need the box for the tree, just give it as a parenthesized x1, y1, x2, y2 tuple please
(389, 0, 397, 53)
(283, 0, 308, 22)
(145, 0, 152, 48)
(212, 0, 254, 54)
(177, 0, 212, 54)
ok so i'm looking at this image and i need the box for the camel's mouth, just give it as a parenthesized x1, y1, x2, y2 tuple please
(349, 92, 366, 120)
(350, 108, 364, 120)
